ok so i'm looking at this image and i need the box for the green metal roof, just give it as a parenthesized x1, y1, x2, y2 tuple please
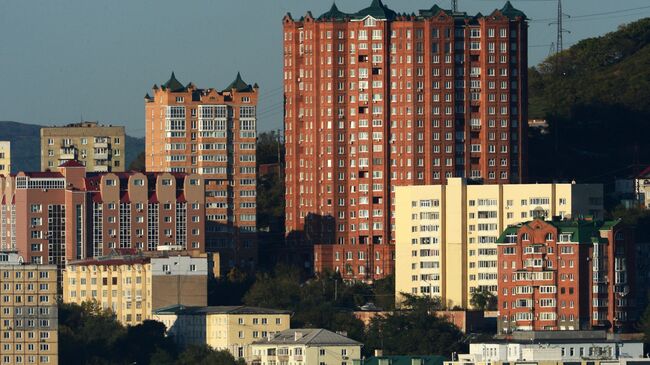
(354, 0, 397, 21)
(161, 72, 186, 92)
(364, 355, 446, 365)
(318, 2, 349, 21)
(223, 72, 253, 92)
(499, 1, 527, 19)
(496, 219, 621, 244)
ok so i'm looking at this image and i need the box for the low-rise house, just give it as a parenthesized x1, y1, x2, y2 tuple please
(251, 328, 362, 365)
(153, 305, 291, 362)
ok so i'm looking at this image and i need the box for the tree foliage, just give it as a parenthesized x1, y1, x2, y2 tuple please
(469, 288, 497, 311)
(527, 18, 650, 183)
(365, 299, 466, 357)
(59, 301, 243, 365)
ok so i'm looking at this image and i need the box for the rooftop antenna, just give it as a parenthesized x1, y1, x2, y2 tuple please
(452, 0, 458, 13)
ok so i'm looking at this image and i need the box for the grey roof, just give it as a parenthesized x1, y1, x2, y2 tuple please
(153, 304, 291, 315)
(253, 328, 361, 346)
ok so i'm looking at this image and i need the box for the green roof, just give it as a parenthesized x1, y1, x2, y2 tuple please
(223, 72, 253, 92)
(354, 0, 396, 21)
(418, 4, 453, 18)
(499, 1, 527, 19)
(161, 72, 186, 92)
(497, 219, 622, 244)
(364, 355, 446, 365)
(318, 2, 349, 21)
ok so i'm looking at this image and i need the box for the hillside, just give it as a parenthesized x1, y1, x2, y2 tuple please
(528, 18, 650, 184)
(0, 121, 145, 173)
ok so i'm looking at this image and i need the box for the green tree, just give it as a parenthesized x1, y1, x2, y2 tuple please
(176, 344, 246, 365)
(128, 151, 146, 171)
(470, 288, 497, 311)
(364, 306, 466, 357)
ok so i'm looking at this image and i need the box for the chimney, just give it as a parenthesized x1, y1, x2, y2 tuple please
(374, 349, 383, 357)
(294, 331, 303, 341)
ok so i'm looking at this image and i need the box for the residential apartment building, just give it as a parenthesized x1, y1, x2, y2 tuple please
(251, 328, 362, 365)
(0, 141, 10, 175)
(40, 122, 125, 172)
(145, 72, 258, 272)
(63, 251, 209, 325)
(153, 305, 291, 362)
(0, 161, 205, 285)
(445, 331, 643, 365)
(497, 219, 636, 333)
(283, 0, 529, 281)
(0, 252, 58, 365)
(394, 178, 603, 308)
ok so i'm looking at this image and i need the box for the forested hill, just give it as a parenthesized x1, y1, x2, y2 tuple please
(528, 18, 650, 184)
(0, 121, 144, 173)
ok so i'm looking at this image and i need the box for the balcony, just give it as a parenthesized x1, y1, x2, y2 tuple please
(59, 153, 75, 160)
(94, 141, 108, 148)
(93, 165, 109, 172)
(94, 152, 109, 160)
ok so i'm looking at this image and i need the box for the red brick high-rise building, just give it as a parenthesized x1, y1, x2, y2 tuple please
(283, 1, 528, 280)
(497, 219, 637, 333)
(145, 73, 258, 272)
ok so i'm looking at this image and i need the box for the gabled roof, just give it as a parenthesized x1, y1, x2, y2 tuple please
(354, 0, 396, 21)
(318, 2, 349, 21)
(636, 166, 650, 179)
(365, 356, 446, 365)
(162, 72, 186, 92)
(499, 1, 527, 19)
(223, 72, 253, 92)
(418, 4, 453, 18)
(253, 328, 361, 346)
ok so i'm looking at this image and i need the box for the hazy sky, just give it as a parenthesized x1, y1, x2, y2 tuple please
(0, 0, 648, 137)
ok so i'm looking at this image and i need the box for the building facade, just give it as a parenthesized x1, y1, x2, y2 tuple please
(0, 161, 205, 284)
(283, 0, 529, 280)
(0, 252, 58, 365)
(446, 332, 643, 365)
(40, 122, 125, 172)
(153, 305, 291, 362)
(393, 178, 604, 308)
(251, 328, 362, 365)
(63, 251, 209, 326)
(0, 141, 10, 176)
(145, 72, 258, 272)
(497, 219, 636, 333)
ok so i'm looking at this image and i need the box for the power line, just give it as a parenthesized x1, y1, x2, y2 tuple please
(530, 4, 650, 22)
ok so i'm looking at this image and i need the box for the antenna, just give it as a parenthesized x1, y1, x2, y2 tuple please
(451, 0, 458, 13)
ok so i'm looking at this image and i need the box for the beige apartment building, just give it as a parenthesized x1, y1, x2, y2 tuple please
(40, 122, 125, 172)
(0, 141, 10, 175)
(395, 178, 604, 308)
(153, 305, 291, 362)
(251, 328, 362, 365)
(0, 252, 58, 365)
(63, 251, 210, 326)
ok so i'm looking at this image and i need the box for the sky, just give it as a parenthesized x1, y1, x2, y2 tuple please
(0, 0, 649, 137)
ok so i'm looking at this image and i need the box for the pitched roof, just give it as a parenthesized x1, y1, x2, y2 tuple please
(223, 72, 253, 92)
(499, 1, 527, 19)
(254, 328, 361, 346)
(59, 160, 85, 168)
(354, 0, 396, 20)
(153, 305, 291, 316)
(162, 72, 186, 92)
(318, 2, 349, 21)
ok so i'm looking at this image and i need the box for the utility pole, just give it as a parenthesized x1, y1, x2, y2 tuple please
(549, 0, 570, 58)
(451, 0, 458, 13)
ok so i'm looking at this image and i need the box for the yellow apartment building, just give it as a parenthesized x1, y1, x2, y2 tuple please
(0, 252, 58, 365)
(63, 251, 209, 326)
(40, 122, 125, 172)
(0, 141, 10, 176)
(250, 328, 362, 365)
(395, 178, 604, 309)
(153, 305, 291, 362)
